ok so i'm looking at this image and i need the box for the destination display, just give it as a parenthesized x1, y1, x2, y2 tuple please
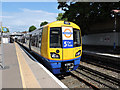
(62, 27, 73, 48)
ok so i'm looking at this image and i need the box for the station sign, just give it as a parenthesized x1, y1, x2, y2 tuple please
(2, 27, 8, 32)
(62, 27, 73, 48)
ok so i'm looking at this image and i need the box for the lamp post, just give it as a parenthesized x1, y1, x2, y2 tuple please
(112, 10, 120, 50)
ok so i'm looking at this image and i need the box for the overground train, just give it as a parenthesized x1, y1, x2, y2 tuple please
(18, 21, 82, 74)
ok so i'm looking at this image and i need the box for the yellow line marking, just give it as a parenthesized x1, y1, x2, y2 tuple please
(15, 43, 41, 88)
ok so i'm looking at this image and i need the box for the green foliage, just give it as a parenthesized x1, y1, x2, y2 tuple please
(40, 21, 48, 27)
(56, 13, 68, 21)
(7, 28, 9, 32)
(29, 25, 37, 32)
(58, 2, 120, 35)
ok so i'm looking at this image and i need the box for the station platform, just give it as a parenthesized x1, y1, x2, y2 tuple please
(82, 50, 120, 68)
(83, 45, 120, 55)
(0, 43, 67, 89)
(83, 50, 120, 58)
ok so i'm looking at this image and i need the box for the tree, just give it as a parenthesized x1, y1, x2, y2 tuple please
(7, 28, 9, 32)
(58, 2, 120, 35)
(29, 25, 36, 32)
(40, 21, 48, 27)
(56, 13, 68, 21)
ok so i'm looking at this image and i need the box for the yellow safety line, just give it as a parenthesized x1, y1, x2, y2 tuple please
(15, 43, 41, 88)
(15, 43, 26, 88)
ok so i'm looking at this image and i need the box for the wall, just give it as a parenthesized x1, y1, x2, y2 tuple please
(82, 32, 119, 47)
(118, 32, 120, 47)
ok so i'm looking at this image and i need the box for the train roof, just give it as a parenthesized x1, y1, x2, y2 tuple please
(43, 21, 80, 30)
(28, 27, 42, 35)
(27, 21, 80, 35)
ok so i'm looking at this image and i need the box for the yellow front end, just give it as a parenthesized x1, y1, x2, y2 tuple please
(41, 21, 82, 74)
(48, 48, 63, 60)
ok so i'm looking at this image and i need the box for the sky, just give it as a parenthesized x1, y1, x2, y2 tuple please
(1, 2, 63, 32)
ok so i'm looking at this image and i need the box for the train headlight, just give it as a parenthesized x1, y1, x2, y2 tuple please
(51, 52, 60, 59)
(75, 50, 81, 57)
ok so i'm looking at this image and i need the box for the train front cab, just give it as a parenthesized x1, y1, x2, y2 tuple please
(41, 21, 82, 74)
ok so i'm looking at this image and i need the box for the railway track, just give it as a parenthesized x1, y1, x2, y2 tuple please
(81, 60, 120, 73)
(58, 62, 119, 89)
(76, 63, 120, 89)
(57, 72, 99, 89)
(58, 71, 119, 89)
(79, 65, 120, 85)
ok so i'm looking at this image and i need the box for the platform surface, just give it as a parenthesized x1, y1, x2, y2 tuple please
(83, 50, 120, 58)
(0, 43, 66, 89)
(2, 43, 23, 88)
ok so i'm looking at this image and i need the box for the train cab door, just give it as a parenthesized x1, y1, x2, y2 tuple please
(62, 27, 74, 61)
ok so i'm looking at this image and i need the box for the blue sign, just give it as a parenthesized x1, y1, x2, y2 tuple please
(63, 40, 73, 48)
(3, 28, 7, 32)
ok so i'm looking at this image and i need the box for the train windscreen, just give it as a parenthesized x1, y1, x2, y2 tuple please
(73, 29, 81, 47)
(50, 28, 62, 48)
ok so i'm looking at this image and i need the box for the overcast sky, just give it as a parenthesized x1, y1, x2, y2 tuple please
(1, 2, 63, 32)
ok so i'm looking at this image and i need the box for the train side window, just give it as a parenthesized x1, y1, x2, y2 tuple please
(39, 32, 42, 43)
(31, 36, 34, 46)
(39, 35, 41, 43)
(36, 35, 38, 47)
(73, 29, 81, 47)
(39, 30, 42, 49)
(33, 35, 39, 48)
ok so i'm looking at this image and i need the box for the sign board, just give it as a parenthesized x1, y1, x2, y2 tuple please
(3, 28, 7, 32)
(62, 27, 73, 48)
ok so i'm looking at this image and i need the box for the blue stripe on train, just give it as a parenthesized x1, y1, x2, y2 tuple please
(50, 57, 81, 68)
(49, 57, 81, 62)
(52, 65, 80, 74)
(43, 56, 81, 74)
(50, 57, 81, 74)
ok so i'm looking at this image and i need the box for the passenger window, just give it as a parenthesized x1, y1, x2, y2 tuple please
(73, 29, 81, 47)
(50, 28, 62, 48)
